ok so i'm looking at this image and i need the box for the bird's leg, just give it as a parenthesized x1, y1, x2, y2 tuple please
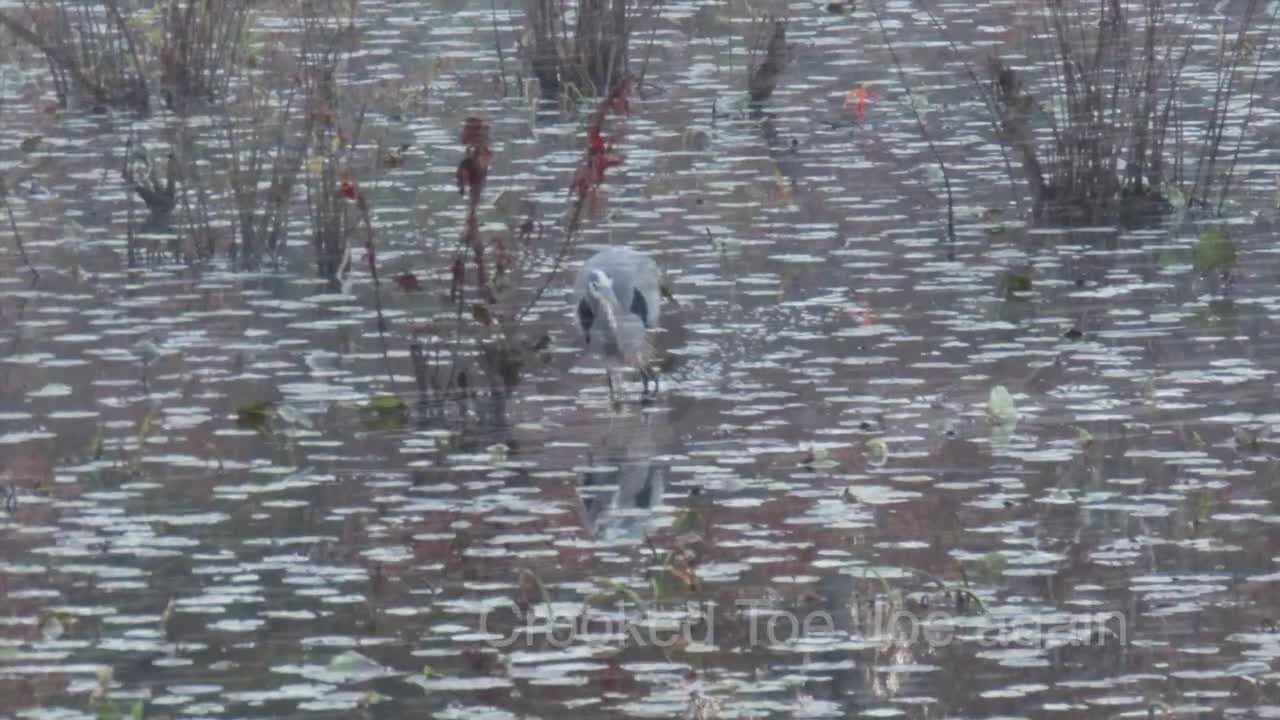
(639, 366, 659, 397)
(605, 367, 617, 402)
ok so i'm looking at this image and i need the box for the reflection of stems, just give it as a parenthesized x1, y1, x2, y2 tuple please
(517, 193, 585, 326)
(0, 178, 37, 280)
(915, 1, 1019, 212)
(1217, 6, 1275, 214)
(490, 0, 508, 95)
(357, 204, 396, 387)
(636, 0, 665, 90)
(870, 3, 955, 243)
(516, 79, 630, 324)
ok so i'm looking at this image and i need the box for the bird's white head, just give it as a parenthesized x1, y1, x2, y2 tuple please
(587, 269, 614, 302)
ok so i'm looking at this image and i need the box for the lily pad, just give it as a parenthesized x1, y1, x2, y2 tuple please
(1193, 228, 1236, 273)
(236, 401, 275, 431)
(988, 385, 1018, 423)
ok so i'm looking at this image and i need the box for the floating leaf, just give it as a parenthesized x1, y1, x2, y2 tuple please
(864, 438, 889, 466)
(493, 190, 522, 219)
(328, 650, 382, 674)
(130, 700, 144, 720)
(1004, 271, 1032, 297)
(366, 395, 406, 413)
(652, 566, 698, 598)
(236, 401, 274, 431)
(843, 83, 870, 120)
(275, 403, 314, 429)
(382, 144, 411, 168)
(471, 303, 493, 326)
(1193, 228, 1236, 273)
(801, 445, 834, 469)
(593, 578, 647, 608)
(987, 385, 1018, 423)
(1234, 426, 1262, 451)
(1076, 427, 1094, 449)
(363, 395, 407, 430)
(39, 613, 65, 641)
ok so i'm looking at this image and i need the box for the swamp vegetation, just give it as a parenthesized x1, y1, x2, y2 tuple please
(3, 0, 1280, 717)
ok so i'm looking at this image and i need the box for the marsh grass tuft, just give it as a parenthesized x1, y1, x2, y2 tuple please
(157, 0, 253, 114)
(0, 0, 149, 111)
(988, 0, 1275, 225)
(746, 15, 787, 103)
(525, 0, 641, 98)
(0, 0, 253, 114)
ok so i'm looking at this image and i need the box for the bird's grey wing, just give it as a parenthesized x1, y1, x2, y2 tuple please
(573, 260, 596, 343)
(582, 247, 662, 328)
(629, 287, 650, 327)
(630, 255, 661, 328)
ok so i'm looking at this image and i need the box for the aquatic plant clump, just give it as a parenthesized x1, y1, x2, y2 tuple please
(0, 0, 254, 114)
(988, 0, 1274, 224)
(525, 0, 634, 98)
(0, 0, 150, 111)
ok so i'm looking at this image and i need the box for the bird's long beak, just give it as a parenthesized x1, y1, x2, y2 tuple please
(660, 282, 679, 308)
(589, 287, 620, 337)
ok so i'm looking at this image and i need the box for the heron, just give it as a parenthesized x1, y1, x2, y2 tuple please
(574, 246, 662, 400)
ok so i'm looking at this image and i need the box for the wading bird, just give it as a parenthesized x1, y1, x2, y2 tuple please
(574, 246, 662, 400)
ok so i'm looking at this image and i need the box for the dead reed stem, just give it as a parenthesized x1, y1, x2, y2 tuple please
(0, 178, 38, 280)
(746, 15, 786, 102)
(871, 4, 955, 243)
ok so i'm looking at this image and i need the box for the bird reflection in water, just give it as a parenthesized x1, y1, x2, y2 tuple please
(575, 411, 667, 544)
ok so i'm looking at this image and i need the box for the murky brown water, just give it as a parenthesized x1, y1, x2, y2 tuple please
(5, 0, 1280, 718)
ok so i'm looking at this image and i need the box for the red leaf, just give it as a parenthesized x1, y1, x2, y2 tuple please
(396, 272, 421, 293)
(456, 149, 491, 198)
(455, 159, 471, 196)
(461, 117, 490, 148)
(605, 77, 632, 117)
(588, 127, 607, 154)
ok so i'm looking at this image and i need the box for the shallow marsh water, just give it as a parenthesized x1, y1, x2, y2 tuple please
(4, 0, 1280, 718)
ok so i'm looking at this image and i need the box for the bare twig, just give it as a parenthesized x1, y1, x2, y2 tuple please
(516, 76, 632, 325)
(490, 0, 508, 95)
(870, 4, 955, 242)
(915, 1, 1020, 213)
(0, 178, 38, 280)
